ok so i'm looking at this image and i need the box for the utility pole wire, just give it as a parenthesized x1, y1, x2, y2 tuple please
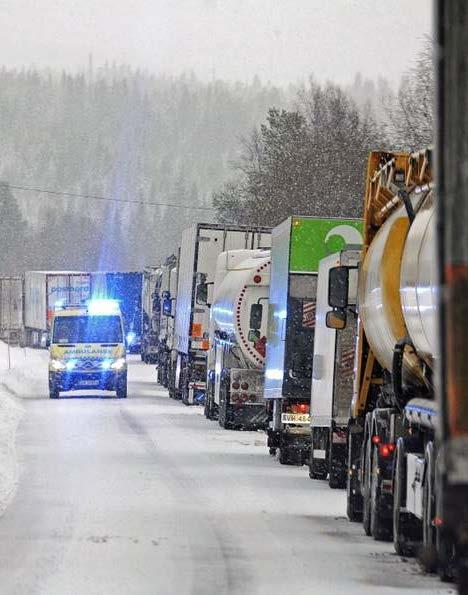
(7, 184, 216, 212)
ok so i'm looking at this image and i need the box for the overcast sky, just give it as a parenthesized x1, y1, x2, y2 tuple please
(1, 0, 433, 85)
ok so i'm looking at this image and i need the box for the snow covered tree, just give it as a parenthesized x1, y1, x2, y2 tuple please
(386, 40, 434, 150)
(214, 82, 385, 226)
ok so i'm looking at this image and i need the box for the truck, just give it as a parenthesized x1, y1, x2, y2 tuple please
(169, 223, 270, 404)
(141, 266, 163, 364)
(308, 247, 360, 488)
(436, 1, 468, 589)
(0, 276, 23, 345)
(264, 216, 363, 466)
(48, 298, 127, 399)
(156, 256, 178, 387)
(326, 150, 441, 551)
(94, 272, 143, 353)
(204, 249, 271, 430)
(24, 271, 92, 347)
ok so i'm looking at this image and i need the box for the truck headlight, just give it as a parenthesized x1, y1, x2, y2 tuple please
(50, 359, 66, 371)
(111, 358, 126, 370)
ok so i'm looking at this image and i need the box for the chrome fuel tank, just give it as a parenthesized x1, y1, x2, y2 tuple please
(400, 192, 437, 367)
(360, 192, 436, 379)
(360, 205, 409, 372)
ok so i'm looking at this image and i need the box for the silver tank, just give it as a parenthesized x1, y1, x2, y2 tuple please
(400, 192, 437, 367)
(360, 192, 437, 380)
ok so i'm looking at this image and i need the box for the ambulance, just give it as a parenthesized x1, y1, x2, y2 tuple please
(48, 299, 127, 399)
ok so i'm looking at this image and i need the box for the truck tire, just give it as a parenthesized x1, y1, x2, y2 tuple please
(309, 456, 328, 479)
(362, 431, 373, 536)
(347, 427, 363, 522)
(116, 374, 128, 399)
(328, 443, 346, 489)
(393, 438, 420, 557)
(421, 442, 437, 572)
(370, 445, 392, 541)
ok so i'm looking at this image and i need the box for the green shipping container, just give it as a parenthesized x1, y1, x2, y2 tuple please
(264, 216, 363, 401)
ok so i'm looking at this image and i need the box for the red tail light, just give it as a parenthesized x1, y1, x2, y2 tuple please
(241, 382, 249, 390)
(232, 381, 240, 390)
(378, 443, 396, 458)
(372, 435, 381, 445)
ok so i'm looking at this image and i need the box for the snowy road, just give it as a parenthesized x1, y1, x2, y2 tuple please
(0, 355, 452, 595)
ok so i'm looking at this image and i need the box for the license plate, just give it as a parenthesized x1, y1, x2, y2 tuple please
(281, 413, 311, 425)
(79, 379, 100, 386)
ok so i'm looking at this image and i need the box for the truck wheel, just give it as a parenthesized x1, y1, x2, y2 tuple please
(347, 429, 363, 522)
(393, 438, 422, 554)
(116, 374, 128, 399)
(279, 447, 294, 465)
(309, 457, 328, 479)
(370, 445, 392, 541)
(329, 443, 346, 489)
(421, 442, 437, 572)
(362, 432, 373, 536)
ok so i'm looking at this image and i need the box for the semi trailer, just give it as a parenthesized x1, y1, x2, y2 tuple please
(264, 216, 363, 466)
(325, 150, 443, 555)
(24, 271, 92, 347)
(204, 249, 271, 430)
(436, 1, 468, 590)
(308, 247, 360, 488)
(156, 256, 178, 387)
(0, 276, 24, 345)
(141, 266, 163, 364)
(169, 224, 270, 404)
(96, 272, 143, 353)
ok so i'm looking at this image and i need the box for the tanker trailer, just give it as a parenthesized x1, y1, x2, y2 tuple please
(203, 249, 270, 430)
(326, 150, 443, 556)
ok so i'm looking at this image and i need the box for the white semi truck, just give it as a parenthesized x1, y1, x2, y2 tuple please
(204, 249, 270, 430)
(0, 276, 24, 345)
(141, 266, 163, 364)
(169, 224, 270, 404)
(157, 257, 178, 387)
(264, 216, 363, 466)
(308, 247, 360, 488)
(24, 271, 92, 347)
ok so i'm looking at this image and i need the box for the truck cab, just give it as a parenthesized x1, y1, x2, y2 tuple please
(48, 299, 127, 399)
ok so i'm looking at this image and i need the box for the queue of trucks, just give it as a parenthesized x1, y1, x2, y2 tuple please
(137, 145, 465, 589)
(0, 3, 465, 589)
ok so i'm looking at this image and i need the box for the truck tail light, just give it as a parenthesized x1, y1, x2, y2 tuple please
(296, 403, 309, 414)
(372, 435, 381, 445)
(241, 382, 249, 390)
(231, 393, 240, 403)
(232, 381, 240, 390)
(241, 393, 249, 401)
(378, 443, 396, 458)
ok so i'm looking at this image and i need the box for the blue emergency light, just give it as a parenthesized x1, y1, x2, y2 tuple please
(87, 299, 121, 316)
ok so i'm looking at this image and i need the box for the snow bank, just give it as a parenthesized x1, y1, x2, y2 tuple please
(0, 342, 49, 515)
(0, 342, 49, 399)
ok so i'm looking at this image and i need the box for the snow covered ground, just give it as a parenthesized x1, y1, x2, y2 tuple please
(0, 344, 454, 594)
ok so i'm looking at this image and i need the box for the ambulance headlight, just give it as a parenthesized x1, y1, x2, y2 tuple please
(51, 359, 66, 371)
(65, 359, 77, 371)
(101, 359, 112, 370)
(126, 332, 136, 345)
(111, 358, 126, 370)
